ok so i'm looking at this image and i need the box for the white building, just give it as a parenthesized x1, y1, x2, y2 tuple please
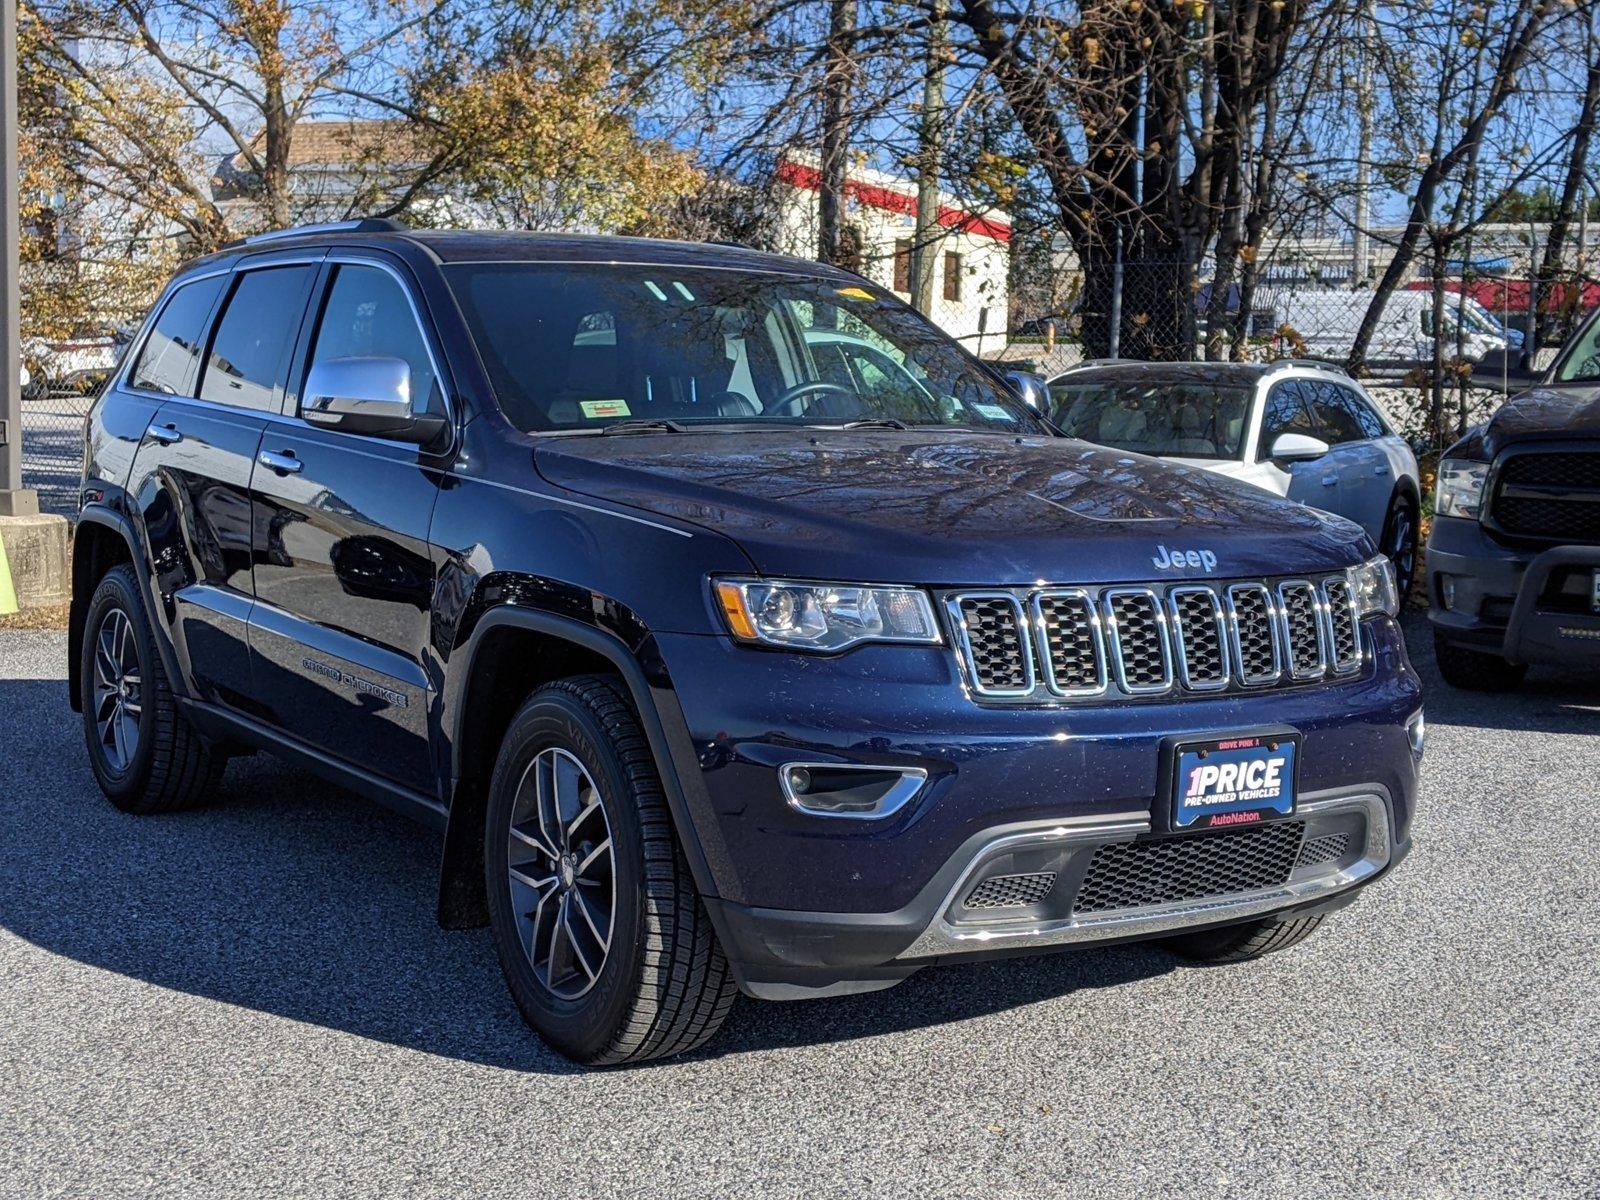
(771, 152, 1012, 352)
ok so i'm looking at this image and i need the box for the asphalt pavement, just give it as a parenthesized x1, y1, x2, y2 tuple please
(1, 615, 1596, 1198)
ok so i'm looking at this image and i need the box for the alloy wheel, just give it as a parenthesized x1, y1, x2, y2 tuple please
(1388, 503, 1417, 589)
(91, 608, 143, 773)
(506, 747, 616, 1000)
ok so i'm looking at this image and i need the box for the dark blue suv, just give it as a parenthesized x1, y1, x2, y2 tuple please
(69, 221, 1422, 1064)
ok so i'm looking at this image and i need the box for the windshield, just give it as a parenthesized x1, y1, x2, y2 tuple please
(1554, 306, 1600, 382)
(445, 263, 1043, 434)
(1047, 380, 1253, 459)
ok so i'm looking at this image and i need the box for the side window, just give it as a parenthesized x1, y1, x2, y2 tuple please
(1304, 380, 1367, 444)
(1258, 381, 1318, 456)
(1341, 387, 1386, 439)
(128, 276, 224, 395)
(306, 264, 441, 416)
(199, 266, 317, 412)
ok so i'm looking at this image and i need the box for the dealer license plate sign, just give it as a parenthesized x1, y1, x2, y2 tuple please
(1172, 733, 1299, 830)
(1591, 569, 1600, 613)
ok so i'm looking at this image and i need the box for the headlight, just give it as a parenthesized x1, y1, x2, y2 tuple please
(713, 577, 941, 652)
(1435, 457, 1488, 520)
(1347, 554, 1399, 618)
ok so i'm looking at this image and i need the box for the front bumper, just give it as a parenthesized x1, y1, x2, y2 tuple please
(710, 787, 1404, 999)
(653, 615, 1422, 998)
(1427, 515, 1600, 665)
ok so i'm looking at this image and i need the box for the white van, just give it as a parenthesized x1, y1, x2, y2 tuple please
(1268, 289, 1508, 365)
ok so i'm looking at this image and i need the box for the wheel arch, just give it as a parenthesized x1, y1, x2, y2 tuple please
(436, 605, 721, 931)
(68, 507, 142, 713)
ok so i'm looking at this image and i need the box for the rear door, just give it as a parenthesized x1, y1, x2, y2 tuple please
(124, 258, 319, 708)
(246, 255, 450, 791)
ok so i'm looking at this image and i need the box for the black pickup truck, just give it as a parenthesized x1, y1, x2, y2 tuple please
(1429, 314, 1600, 688)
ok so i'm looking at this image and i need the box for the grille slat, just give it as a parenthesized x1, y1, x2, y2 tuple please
(1033, 590, 1106, 695)
(1169, 587, 1229, 689)
(1073, 822, 1306, 914)
(1227, 584, 1281, 685)
(1277, 582, 1327, 678)
(1105, 589, 1171, 693)
(954, 594, 1033, 695)
(948, 573, 1360, 702)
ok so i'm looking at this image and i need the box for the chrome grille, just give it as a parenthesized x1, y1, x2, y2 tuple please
(946, 571, 1365, 703)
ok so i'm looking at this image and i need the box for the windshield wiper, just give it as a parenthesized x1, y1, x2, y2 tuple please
(834, 418, 908, 431)
(599, 418, 686, 436)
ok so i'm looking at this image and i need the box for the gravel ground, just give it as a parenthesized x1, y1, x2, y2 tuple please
(1, 616, 1596, 1199)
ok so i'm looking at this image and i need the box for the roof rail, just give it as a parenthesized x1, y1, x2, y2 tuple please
(1265, 357, 1349, 376)
(225, 217, 408, 250)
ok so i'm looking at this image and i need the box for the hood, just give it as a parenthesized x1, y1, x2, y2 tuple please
(1483, 384, 1600, 456)
(534, 430, 1370, 586)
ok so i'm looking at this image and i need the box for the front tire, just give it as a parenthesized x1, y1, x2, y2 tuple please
(1161, 914, 1326, 963)
(485, 675, 737, 1066)
(79, 564, 225, 813)
(1432, 629, 1528, 692)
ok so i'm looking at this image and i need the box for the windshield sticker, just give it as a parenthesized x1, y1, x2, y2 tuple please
(835, 286, 875, 301)
(581, 399, 632, 419)
(973, 403, 1013, 421)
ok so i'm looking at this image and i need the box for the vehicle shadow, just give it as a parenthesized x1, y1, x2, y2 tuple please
(1400, 611, 1599, 735)
(0, 677, 1173, 1073)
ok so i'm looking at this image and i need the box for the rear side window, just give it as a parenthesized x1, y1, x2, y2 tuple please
(305, 264, 442, 416)
(1304, 381, 1368, 445)
(1340, 387, 1386, 439)
(128, 276, 224, 395)
(199, 266, 316, 412)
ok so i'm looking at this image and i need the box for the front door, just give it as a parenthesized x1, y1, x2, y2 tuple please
(247, 258, 449, 792)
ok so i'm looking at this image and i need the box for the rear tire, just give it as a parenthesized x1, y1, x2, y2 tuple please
(484, 675, 737, 1066)
(1161, 914, 1326, 963)
(1380, 491, 1419, 605)
(1432, 630, 1527, 692)
(79, 564, 225, 813)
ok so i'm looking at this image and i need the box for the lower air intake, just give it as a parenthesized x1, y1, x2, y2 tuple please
(964, 871, 1058, 910)
(1072, 822, 1306, 914)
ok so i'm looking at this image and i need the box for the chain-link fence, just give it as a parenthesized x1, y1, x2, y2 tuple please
(18, 259, 151, 517)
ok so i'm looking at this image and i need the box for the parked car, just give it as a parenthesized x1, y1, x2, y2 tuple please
(21, 327, 132, 400)
(1265, 289, 1510, 366)
(1427, 301, 1600, 689)
(70, 220, 1420, 1066)
(1045, 360, 1423, 597)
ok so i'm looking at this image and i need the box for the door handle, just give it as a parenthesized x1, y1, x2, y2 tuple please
(258, 449, 303, 475)
(1374, 464, 1390, 475)
(1321, 474, 1338, 486)
(146, 422, 182, 445)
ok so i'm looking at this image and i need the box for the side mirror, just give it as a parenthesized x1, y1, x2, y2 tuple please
(1470, 347, 1539, 388)
(1004, 370, 1050, 412)
(1270, 432, 1332, 464)
(303, 356, 447, 445)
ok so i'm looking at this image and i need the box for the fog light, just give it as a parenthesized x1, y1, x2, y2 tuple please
(1440, 575, 1457, 611)
(779, 762, 928, 820)
(1406, 709, 1427, 760)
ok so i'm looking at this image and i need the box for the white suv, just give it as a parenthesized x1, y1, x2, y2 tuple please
(1046, 360, 1422, 595)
